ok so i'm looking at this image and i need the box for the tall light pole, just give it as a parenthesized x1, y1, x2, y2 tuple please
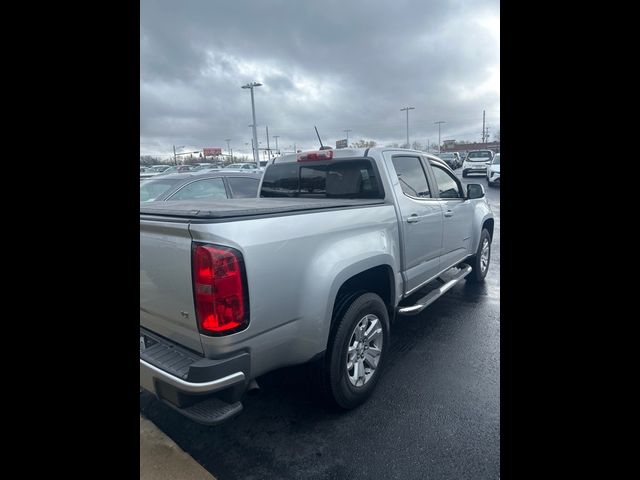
(241, 81, 263, 168)
(400, 106, 415, 148)
(265, 126, 270, 160)
(344, 129, 352, 145)
(434, 121, 446, 153)
(225, 139, 232, 160)
(273, 135, 279, 154)
(173, 145, 184, 165)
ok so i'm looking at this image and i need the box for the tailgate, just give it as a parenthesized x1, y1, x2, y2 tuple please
(140, 219, 203, 354)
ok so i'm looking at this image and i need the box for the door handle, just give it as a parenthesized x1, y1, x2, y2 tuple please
(444, 210, 454, 217)
(407, 214, 420, 223)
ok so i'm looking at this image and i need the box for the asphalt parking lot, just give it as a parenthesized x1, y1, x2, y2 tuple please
(140, 170, 500, 480)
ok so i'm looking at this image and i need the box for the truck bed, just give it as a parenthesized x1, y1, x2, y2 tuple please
(140, 197, 386, 220)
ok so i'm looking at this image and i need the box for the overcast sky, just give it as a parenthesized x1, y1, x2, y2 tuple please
(140, 0, 499, 159)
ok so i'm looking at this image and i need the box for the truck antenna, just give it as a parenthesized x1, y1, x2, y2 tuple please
(315, 126, 332, 150)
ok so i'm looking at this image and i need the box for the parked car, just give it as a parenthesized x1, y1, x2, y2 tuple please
(140, 147, 494, 425)
(140, 165, 172, 179)
(462, 150, 494, 178)
(140, 171, 262, 202)
(155, 165, 199, 176)
(192, 164, 221, 172)
(435, 152, 459, 170)
(486, 153, 500, 187)
(223, 162, 261, 172)
(192, 162, 222, 170)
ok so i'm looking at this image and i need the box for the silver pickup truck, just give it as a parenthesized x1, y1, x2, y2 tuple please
(140, 147, 494, 425)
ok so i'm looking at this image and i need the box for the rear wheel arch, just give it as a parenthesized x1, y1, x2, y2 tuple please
(328, 265, 395, 347)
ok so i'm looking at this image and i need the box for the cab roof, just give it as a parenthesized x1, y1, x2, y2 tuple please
(271, 147, 451, 171)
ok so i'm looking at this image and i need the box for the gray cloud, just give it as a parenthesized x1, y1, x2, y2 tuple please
(141, 0, 499, 158)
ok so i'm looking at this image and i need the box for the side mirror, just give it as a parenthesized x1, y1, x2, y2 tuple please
(467, 183, 485, 199)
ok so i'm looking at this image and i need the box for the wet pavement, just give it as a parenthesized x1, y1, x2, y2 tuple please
(140, 171, 499, 480)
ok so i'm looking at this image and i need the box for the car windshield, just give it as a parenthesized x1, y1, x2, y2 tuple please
(492, 154, 500, 164)
(468, 151, 491, 159)
(140, 178, 183, 202)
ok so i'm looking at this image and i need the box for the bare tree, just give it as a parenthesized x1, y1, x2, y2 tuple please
(351, 139, 377, 148)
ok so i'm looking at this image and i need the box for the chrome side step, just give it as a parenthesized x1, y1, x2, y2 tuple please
(397, 264, 472, 316)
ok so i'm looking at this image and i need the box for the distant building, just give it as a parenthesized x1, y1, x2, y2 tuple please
(441, 141, 500, 153)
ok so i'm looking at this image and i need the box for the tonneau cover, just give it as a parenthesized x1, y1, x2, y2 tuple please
(140, 198, 386, 219)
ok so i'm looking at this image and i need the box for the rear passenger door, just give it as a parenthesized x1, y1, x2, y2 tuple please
(428, 161, 473, 267)
(383, 152, 444, 294)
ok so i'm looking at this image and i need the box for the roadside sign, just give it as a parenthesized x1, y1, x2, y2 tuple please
(203, 148, 222, 156)
(336, 139, 348, 149)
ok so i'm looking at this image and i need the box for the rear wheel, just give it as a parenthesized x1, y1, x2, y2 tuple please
(321, 293, 390, 409)
(466, 228, 491, 282)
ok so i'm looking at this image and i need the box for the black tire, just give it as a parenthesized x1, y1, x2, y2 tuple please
(321, 293, 390, 410)
(462, 170, 468, 178)
(466, 228, 491, 283)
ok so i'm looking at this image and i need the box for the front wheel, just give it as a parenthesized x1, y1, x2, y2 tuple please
(321, 293, 390, 409)
(466, 228, 491, 282)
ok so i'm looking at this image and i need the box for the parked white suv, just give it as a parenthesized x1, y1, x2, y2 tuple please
(487, 153, 500, 186)
(462, 150, 494, 178)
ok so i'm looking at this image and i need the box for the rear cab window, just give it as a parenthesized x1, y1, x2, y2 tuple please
(260, 159, 384, 199)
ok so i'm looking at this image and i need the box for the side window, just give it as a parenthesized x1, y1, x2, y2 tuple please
(391, 156, 431, 198)
(431, 165, 462, 199)
(168, 178, 228, 200)
(227, 177, 260, 198)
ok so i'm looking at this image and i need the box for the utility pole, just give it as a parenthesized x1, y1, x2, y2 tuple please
(266, 126, 270, 160)
(434, 121, 446, 153)
(400, 106, 415, 148)
(427, 138, 430, 152)
(273, 135, 279, 154)
(482, 110, 486, 144)
(173, 145, 177, 165)
(241, 82, 263, 168)
(225, 139, 232, 161)
(344, 129, 352, 145)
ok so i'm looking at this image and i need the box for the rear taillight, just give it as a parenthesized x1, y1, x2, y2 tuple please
(192, 243, 249, 335)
